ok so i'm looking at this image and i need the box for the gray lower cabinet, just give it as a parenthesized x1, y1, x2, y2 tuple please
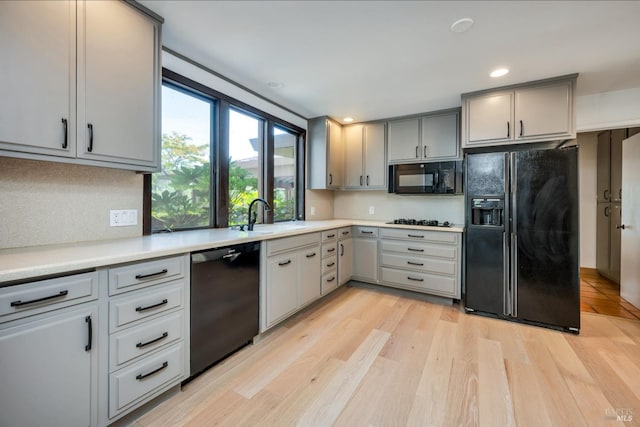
(379, 228, 461, 298)
(0, 272, 100, 427)
(338, 233, 354, 285)
(352, 226, 379, 283)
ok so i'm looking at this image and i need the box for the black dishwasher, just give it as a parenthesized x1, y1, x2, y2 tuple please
(190, 242, 260, 378)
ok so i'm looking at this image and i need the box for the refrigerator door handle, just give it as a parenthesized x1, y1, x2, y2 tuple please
(503, 231, 510, 316)
(511, 233, 518, 318)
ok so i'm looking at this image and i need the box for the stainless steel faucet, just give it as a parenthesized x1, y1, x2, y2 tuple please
(247, 198, 271, 231)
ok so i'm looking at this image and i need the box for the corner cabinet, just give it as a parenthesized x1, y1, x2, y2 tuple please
(0, 0, 162, 172)
(308, 117, 343, 189)
(462, 74, 577, 148)
(388, 109, 460, 163)
(343, 122, 387, 190)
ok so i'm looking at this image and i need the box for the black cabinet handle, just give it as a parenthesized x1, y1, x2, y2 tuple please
(407, 276, 424, 282)
(407, 234, 424, 238)
(85, 315, 92, 351)
(327, 247, 335, 253)
(604, 189, 610, 201)
(617, 224, 626, 230)
(604, 206, 610, 216)
(306, 252, 317, 258)
(136, 299, 168, 312)
(361, 231, 373, 235)
(340, 243, 344, 256)
(329, 173, 333, 185)
(407, 261, 424, 266)
(61, 118, 68, 149)
(327, 234, 336, 238)
(136, 361, 168, 380)
(87, 123, 94, 152)
(415, 146, 419, 158)
(327, 276, 336, 283)
(407, 247, 424, 252)
(341, 231, 350, 235)
(519, 120, 524, 137)
(10, 290, 68, 307)
(136, 332, 169, 348)
(326, 262, 336, 267)
(424, 146, 428, 158)
(278, 260, 292, 266)
(366, 175, 370, 186)
(507, 122, 510, 138)
(619, 189, 622, 200)
(135, 269, 168, 280)
(360, 176, 363, 186)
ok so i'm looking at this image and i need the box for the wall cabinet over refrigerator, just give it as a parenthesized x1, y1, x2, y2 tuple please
(343, 122, 387, 190)
(387, 109, 460, 163)
(308, 117, 343, 190)
(0, 0, 162, 172)
(461, 74, 577, 148)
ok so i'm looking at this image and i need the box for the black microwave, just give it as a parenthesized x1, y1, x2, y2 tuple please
(388, 161, 463, 195)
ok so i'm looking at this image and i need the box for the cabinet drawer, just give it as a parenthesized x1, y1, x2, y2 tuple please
(380, 228, 458, 244)
(321, 272, 338, 295)
(381, 267, 457, 296)
(110, 311, 183, 370)
(266, 233, 321, 256)
(109, 342, 184, 417)
(338, 227, 352, 239)
(109, 256, 185, 295)
(110, 281, 184, 331)
(322, 229, 338, 242)
(0, 272, 98, 323)
(353, 226, 378, 238)
(322, 255, 337, 274)
(322, 242, 338, 258)
(381, 253, 457, 276)
(381, 240, 457, 259)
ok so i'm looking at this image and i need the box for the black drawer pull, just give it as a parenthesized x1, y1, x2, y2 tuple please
(327, 247, 336, 253)
(327, 234, 336, 238)
(136, 299, 168, 312)
(135, 269, 168, 280)
(327, 276, 336, 282)
(341, 231, 350, 235)
(407, 234, 424, 238)
(326, 262, 336, 267)
(278, 260, 292, 266)
(136, 361, 168, 380)
(136, 332, 169, 348)
(11, 290, 69, 307)
(407, 276, 424, 282)
(87, 123, 94, 152)
(407, 261, 424, 266)
(61, 118, 68, 149)
(361, 231, 374, 235)
(85, 316, 92, 352)
(407, 248, 424, 252)
(306, 252, 317, 258)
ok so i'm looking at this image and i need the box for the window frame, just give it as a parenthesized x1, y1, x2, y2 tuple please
(144, 68, 305, 234)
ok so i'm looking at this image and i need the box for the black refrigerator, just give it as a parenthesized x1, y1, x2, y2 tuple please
(464, 144, 580, 333)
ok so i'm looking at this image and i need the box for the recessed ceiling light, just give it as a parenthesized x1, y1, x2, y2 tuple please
(343, 117, 354, 123)
(450, 18, 474, 33)
(490, 68, 509, 78)
(267, 81, 284, 89)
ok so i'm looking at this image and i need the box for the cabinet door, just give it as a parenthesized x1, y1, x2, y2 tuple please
(387, 117, 420, 163)
(421, 111, 459, 160)
(596, 204, 611, 275)
(343, 124, 364, 189)
(266, 254, 298, 325)
(298, 246, 321, 306)
(597, 131, 611, 203)
(327, 120, 344, 188)
(466, 91, 513, 144)
(609, 204, 621, 283)
(610, 129, 625, 203)
(352, 238, 378, 282)
(0, 0, 75, 157)
(514, 81, 572, 140)
(338, 238, 354, 285)
(0, 304, 97, 427)
(363, 123, 387, 189)
(78, 0, 159, 169)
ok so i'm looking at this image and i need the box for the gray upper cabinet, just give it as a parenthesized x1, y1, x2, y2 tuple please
(0, 0, 162, 172)
(388, 109, 460, 163)
(462, 74, 577, 148)
(597, 131, 612, 203)
(343, 122, 386, 190)
(308, 117, 343, 190)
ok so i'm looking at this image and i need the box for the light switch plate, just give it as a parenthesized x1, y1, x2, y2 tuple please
(110, 209, 138, 227)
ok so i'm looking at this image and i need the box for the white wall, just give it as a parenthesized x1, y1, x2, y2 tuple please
(577, 132, 598, 268)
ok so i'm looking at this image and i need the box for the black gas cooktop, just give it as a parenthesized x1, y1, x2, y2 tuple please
(386, 219, 454, 228)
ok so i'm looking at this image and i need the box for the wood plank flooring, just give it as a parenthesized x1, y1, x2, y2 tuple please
(134, 285, 640, 427)
(581, 268, 640, 320)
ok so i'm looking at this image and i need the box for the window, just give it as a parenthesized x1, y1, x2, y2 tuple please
(145, 70, 305, 234)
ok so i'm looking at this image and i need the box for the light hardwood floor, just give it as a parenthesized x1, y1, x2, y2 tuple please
(135, 284, 640, 427)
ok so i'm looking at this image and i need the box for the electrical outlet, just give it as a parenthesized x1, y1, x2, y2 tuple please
(110, 209, 138, 227)
(368, 206, 375, 215)
(310, 206, 316, 216)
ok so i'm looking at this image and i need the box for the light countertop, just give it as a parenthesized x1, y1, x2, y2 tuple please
(0, 219, 463, 284)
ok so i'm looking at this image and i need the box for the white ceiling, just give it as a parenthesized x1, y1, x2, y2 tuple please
(140, 0, 640, 123)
